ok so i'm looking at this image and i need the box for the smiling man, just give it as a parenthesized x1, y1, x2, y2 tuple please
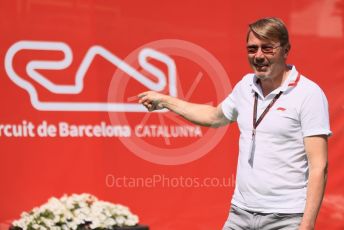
(138, 17, 331, 230)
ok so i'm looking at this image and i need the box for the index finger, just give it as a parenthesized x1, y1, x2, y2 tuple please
(138, 92, 148, 98)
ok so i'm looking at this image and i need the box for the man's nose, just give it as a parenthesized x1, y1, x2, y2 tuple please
(254, 48, 265, 59)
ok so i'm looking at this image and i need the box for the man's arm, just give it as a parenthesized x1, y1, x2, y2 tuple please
(299, 135, 328, 230)
(138, 91, 231, 127)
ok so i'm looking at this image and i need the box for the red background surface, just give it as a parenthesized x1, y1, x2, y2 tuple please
(0, 0, 343, 229)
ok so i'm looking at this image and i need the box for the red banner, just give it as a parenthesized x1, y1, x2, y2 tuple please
(0, 0, 343, 229)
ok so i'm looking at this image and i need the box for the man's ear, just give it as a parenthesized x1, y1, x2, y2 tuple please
(284, 44, 291, 57)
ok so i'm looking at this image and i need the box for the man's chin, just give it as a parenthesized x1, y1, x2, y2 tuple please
(255, 73, 270, 80)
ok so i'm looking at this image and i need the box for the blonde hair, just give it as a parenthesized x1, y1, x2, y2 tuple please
(247, 17, 290, 50)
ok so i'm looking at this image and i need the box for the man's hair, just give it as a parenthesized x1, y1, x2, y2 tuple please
(247, 17, 291, 49)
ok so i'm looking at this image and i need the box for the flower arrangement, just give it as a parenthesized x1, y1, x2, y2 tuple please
(10, 193, 140, 230)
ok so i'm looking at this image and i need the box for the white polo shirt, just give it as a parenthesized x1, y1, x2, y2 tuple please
(221, 65, 331, 213)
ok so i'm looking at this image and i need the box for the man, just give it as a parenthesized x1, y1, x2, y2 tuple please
(138, 17, 331, 230)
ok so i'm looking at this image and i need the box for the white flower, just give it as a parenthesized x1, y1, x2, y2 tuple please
(12, 193, 139, 229)
(50, 227, 61, 230)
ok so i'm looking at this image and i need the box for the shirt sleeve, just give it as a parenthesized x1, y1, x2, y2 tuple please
(221, 84, 239, 122)
(300, 85, 332, 137)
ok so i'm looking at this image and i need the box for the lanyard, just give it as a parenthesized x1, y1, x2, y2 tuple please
(252, 91, 283, 137)
(248, 90, 283, 166)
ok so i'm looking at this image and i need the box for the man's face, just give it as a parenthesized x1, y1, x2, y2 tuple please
(247, 31, 288, 80)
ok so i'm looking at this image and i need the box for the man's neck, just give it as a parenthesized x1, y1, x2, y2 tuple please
(259, 68, 290, 97)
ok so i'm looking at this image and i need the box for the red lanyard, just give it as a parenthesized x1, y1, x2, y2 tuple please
(252, 91, 283, 138)
(249, 91, 283, 166)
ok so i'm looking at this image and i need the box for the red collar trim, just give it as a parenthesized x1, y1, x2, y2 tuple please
(288, 73, 301, 87)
